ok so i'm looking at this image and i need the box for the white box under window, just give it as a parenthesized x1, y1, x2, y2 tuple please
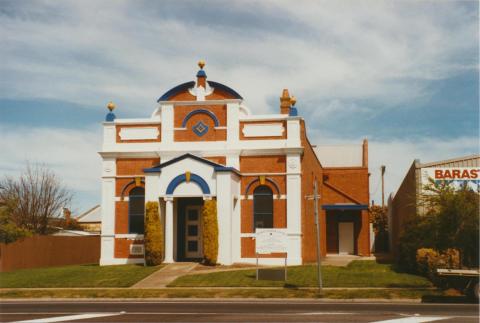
(130, 244, 144, 255)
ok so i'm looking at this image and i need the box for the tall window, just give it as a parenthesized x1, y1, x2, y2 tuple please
(129, 187, 145, 234)
(253, 185, 273, 228)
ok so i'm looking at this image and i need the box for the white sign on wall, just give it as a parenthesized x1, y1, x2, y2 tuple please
(421, 167, 480, 191)
(119, 127, 159, 140)
(255, 229, 287, 254)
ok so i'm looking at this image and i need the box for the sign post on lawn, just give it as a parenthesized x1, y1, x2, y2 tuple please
(255, 229, 288, 281)
(307, 178, 323, 291)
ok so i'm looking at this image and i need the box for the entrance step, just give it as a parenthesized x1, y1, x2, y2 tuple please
(132, 262, 198, 288)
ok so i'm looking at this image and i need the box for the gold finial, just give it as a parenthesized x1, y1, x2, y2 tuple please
(290, 96, 297, 106)
(198, 60, 205, 69)
(107, 101, 116, 111)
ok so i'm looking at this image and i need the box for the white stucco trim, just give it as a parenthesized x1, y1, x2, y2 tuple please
(242, 123, 285, 137)
(100, 176, 115, 266)
(240, 114, 290, 121)
(114, 118, 160, 125)
(115, 234, 144, 239)
(119, 127, 160, 141)
(157, 99, 242, 105)
(240, 195, 287, 200)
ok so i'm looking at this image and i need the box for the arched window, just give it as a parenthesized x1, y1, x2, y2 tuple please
(253, 185, 273, 228)
(128, 187, 145, 234)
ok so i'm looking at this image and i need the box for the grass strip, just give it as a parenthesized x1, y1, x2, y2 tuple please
(0, 264, 162, 288)
(169, 261, 431, 288)
(0, 288, 454, 300)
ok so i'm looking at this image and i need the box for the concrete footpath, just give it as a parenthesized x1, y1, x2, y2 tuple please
(132, 262, 198, 288)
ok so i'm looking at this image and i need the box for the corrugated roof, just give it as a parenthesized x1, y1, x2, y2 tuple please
(419, 154, 480, 168)
(75, 205, 101, 223)
(314, 145, 363, 167)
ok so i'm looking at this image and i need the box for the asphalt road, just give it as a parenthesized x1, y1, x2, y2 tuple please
(0, 299, 478, 323)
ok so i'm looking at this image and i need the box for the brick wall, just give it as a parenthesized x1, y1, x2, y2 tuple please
(204, 156, 226, 165)
(114, 238, 144, 259)
(240, 155, 286, 173)
(299, 120, 325, 262)
(389, 161, 417, 257)
(174, 105, 227, 142)
(116, 158, 160, 176)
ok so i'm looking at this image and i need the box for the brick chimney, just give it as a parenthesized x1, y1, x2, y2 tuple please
(280, 89, 291, 114)
(362, 138, 369, 168)
(63, 208, 71, 226)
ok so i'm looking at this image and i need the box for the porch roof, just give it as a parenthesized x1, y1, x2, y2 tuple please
(144, 153, 240, 175)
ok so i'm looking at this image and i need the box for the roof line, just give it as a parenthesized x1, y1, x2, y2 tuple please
(418, 154, 480, 168)
(75, 205, 101, 220)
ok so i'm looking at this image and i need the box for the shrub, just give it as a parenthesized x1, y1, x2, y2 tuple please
(144, 201, 163, 266)
(416, 248, 461, 281)
(0, 206, 31, 244)
(202, 199, 218, 265)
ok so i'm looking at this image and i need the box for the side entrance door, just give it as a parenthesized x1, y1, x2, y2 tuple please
(338, 222, 354, 255)
(185, 206, 203, 259)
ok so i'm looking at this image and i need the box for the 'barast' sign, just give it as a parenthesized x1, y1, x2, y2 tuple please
(421, 167, 480, 191)
(255, 229, 287, 254)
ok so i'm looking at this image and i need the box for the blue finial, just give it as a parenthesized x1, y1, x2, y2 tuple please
(105, 101, 116, 122)
(289, 96, 298, 116)
(105, 112, 116, 122)
(196, 60, 207, 78)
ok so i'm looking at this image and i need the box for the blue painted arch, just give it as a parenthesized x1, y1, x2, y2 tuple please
(166, 173, 211, 195)
(181, 109, 220, 127)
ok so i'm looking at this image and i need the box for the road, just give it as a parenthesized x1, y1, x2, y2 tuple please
(0, 299, 478, 323)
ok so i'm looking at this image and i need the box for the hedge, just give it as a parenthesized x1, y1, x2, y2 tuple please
(202, 199, 218, 265)
(144, 201, 163, 266)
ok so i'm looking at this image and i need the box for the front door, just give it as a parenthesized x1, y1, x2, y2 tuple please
(338, 222, 354, 254)
(185, 206, 203, 258)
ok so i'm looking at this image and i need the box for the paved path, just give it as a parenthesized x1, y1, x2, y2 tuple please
(132, 262, 197, 288)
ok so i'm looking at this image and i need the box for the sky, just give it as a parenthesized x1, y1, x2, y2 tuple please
(0, 0, 478, 214)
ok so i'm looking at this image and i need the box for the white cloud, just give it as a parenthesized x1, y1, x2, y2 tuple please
(0, 0, 477, 118)
(0, 124, 102, 212)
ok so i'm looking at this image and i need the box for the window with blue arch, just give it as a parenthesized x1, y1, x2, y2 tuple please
(253, 185, 273, 228)
(128, 186, 145, 234)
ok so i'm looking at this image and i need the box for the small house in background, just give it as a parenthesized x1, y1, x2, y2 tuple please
(75, 205, 102, 233)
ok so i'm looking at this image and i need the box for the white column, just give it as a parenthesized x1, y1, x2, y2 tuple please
(286, 119, 301, 148)
(100, 158, 116, 266)
(286, 154, 302, 265)
(226, 102, 239, 143)
(164, 197, 174, 263)
(102, 124, 116, 151)
(161, 104, 174, 144)
(144, 174, 160, 202)
(216, 172, 233, 265)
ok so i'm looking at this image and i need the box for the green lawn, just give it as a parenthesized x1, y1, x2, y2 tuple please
(0, 264, 162, 288)
(0, 288, 454, 301)
(169, 260, 431, 288)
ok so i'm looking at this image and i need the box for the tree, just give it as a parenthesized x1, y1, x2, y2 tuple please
(369, 205, 389, 252)
(398, 180, 479, 271)
(0, 164, 72, 235)
(369, 205, 388, 234)
(420, 180, 479, 267)
(202, 199, 218, 265)
(0, 206, 31, 243)
(144, 201, 163, 266)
